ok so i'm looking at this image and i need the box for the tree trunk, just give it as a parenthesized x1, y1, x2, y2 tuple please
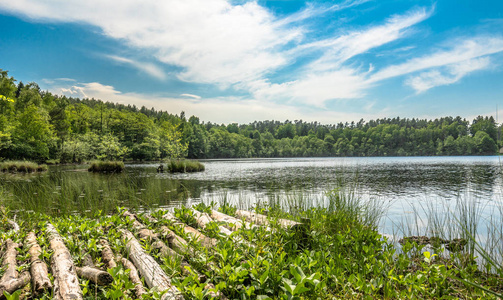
(235, 210, 304, 230)
(46, 223, 83, 300)
(76, 266, 113, 286)
(121, 229, 183, 300)
(0, 239, 31, 298)
(120, 257, 147, 298)
(99, 239, 117, 269)
(210, 210, 257, 231)
(191, 209, 233, 236)
(0, 271, 30, 300)
(162, 212, 216, 248)
(159, 226, 190, 255)
(26, 232, 52, 296)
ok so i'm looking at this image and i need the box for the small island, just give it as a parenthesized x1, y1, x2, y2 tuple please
(0, 161, 47, 173)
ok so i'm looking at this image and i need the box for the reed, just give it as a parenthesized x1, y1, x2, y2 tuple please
(0, 161, 47, 173)
(166, 159, 205, 173)
(88, 161, 125, 173)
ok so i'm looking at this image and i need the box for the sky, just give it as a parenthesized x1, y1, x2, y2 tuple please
(1, 0, 503, 125)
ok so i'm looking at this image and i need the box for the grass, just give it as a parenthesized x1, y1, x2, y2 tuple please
(165, 159, 205, 173)
(0, 160, 48, 173)
(88, 161, 125, 173)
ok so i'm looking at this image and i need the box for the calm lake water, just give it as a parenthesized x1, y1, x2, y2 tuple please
(2, 156, 503, 238)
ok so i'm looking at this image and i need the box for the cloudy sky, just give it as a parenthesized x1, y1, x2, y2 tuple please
(1, 0, 503, 124)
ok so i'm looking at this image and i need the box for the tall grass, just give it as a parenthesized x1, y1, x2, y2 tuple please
(166, 159, 205, 173)
(0, 161, 47, 173)
(88, 161, 125, 173)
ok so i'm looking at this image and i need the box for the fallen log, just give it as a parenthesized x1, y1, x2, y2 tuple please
(121, 229, 183, 300)
(76, 266, 113, 286)
(235, 210, 305, 231)
(123, 211, 182, 260)
(99, 239, 117, 269)
(0, 239, 31, 298)
(46, 223, 83, 300)
(162, 212, 216, 248)
(210, 210, 257, 231)
(26, 232, 52, 295)
(120, 257, 147, 298)
(159, 226, 190, 255)
(191, 209, 233, 236)
(0, 271, 30, 300)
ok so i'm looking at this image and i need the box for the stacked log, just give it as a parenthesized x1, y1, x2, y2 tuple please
(46, 223, 83, 300)
(235, 210, 305, 231)
(210, 210, 257, 231)
(120, 257, 147, 298)
(121, 229, 183, 300)
(0, 239, 31, 299)
(26, 232, 52, 295)
(162, 212, 217, 248)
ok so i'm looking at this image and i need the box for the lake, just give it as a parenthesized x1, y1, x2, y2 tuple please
(2, 156, 503, 239)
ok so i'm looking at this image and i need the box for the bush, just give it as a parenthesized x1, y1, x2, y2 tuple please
(88, 161, 125, 173)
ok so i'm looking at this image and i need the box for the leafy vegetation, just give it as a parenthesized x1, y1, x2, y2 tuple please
(0, 188, 502, 299)
(1, 69, 501, 163)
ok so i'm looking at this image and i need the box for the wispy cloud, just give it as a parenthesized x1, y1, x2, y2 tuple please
(106, 55, 166, 80)
(180, 93, 201, 100)
(405, 57, 491, 93)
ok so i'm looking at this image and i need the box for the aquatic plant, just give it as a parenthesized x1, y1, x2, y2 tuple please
(165, 159, 205, 173)
(88, 161, 125, 173)
(0, 161, 47, 173)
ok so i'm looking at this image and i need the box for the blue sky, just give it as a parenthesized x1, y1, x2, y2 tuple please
(1, 0, 503, 124)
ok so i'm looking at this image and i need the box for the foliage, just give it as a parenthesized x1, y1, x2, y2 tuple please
(165, 160, 205, 173)
(0, 160, 47, 173)
(0, 69, 501, 162)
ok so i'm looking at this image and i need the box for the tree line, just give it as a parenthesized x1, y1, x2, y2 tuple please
(0, 69, 500, 162)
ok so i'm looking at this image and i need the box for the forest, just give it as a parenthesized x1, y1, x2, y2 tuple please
(0, 69, 500, 162)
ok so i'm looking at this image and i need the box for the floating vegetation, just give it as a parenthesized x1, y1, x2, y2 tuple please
(88, 161, 125, 173)
(0, 161, 48, 173)
(165, 159, 205, 173)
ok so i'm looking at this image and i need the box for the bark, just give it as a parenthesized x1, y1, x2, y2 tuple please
(7, 219, 19, 233)
(120, 257, 147, 298)
(75, 266, 113, 286)
(99, 239, 117, 269)
(46, 223, 83, 300)
(0, 271, 30, 300)
(162, 212, 216, 248)
(81, 252, 94, 268)
(121, 229, 183, 300)
(210, 210, 257, 231)
(26, 232, 52, 295)
(159, 226, 190, 255)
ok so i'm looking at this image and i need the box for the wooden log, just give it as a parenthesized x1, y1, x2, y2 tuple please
(76, 266, 113, 286)
(235, 210, 304, 230)
(124, 211, 182, 260)
(191, 209, 233, 236)
(162, 212, 216, 248)
(81, 252, 95, 268)
(0, 271, 30, 300)
(99, 239, 117, 269)
(46, 223, 83, 300)
(210, 210, 257, 231)
(0, 239, 31, 298)
(26, 232, 52, 295)
(159, 226, 190, 255)
(120, 257, 147, 298)
(121, 229, 183, 300)
(7, 219, 19, 233)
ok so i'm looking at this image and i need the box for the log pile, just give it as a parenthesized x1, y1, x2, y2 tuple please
(0, 208, 299, 299)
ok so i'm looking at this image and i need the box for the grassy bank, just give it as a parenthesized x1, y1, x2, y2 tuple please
(165, 159, 205, 173)
(0, 189, 501, 299)
(0, 160, 47, 173)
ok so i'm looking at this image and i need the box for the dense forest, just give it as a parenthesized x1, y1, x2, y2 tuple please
(0, 69, 500, 162)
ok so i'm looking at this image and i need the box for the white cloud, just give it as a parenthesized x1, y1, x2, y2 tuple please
(106, 55, 166, 80)
(300, 6, 432, 71)
(48, 80, 385, 124)
(180, 93, 202, 99)
(405, 57, 491, 93)
(369, 37, 503, 83)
